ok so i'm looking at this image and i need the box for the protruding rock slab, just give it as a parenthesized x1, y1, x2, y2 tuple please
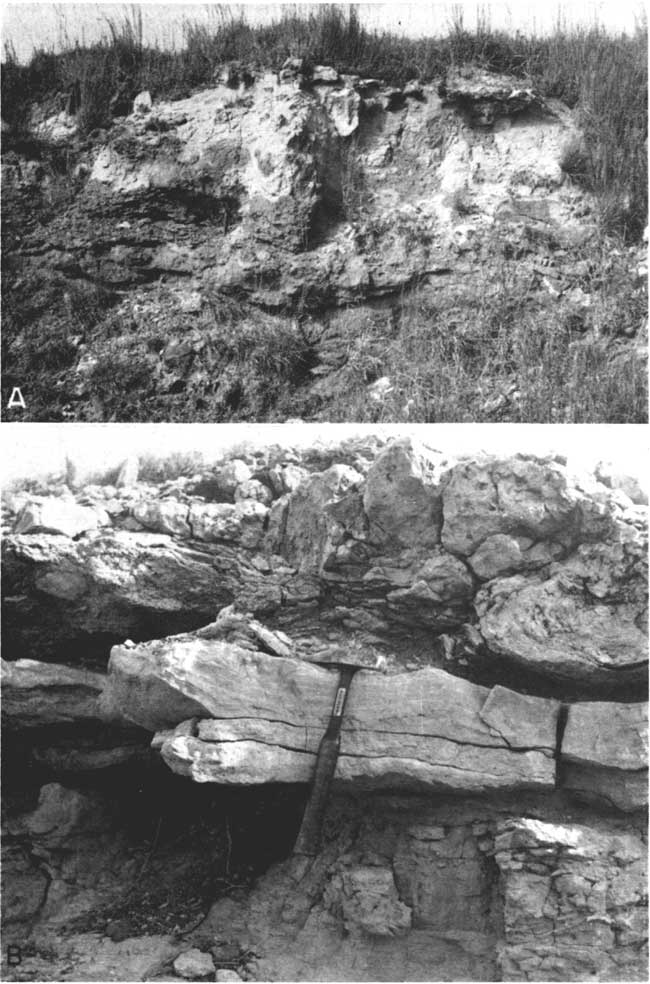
(104, 633, 559, 794)
(495, 818, 648, 981)
(561, 701, 648, 811)
(3, 531, 231, 661)
(1, 659, 108, 727)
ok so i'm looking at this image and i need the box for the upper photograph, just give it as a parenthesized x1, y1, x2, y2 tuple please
(1, 1, 647, 423)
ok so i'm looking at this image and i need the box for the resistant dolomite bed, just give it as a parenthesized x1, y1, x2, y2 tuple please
(1, 437, 647, 981)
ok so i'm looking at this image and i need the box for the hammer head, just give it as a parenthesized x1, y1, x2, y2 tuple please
(303, 645, 388, 673)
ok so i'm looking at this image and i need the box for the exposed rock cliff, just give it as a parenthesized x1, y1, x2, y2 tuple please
(3, 64, 646, 421)
(1, 439, 647, 981)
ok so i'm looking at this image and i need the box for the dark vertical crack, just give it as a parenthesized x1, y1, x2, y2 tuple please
(554, 702, 569, 788)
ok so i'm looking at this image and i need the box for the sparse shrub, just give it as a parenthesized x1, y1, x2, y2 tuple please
(560, 137, 590, 185)
(1, 43, 32, 136)
(137, 450, 207, 483)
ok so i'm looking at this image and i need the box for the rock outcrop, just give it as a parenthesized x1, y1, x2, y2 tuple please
(104, 636, 558, 793)
(5, 63, 644, 421)
(495, 818, 647, 981)
(1, 439, 647, 981)
(4, 440, 646, 692)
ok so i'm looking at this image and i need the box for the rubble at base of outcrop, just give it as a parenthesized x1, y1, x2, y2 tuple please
(1, 439, 648, 981)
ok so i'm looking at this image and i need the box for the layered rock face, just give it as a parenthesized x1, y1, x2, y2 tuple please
(2, 439, 647, 981)
(5, 64, 643, 421)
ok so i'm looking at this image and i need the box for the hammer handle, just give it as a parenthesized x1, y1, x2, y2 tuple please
(293, 666, 356, 857)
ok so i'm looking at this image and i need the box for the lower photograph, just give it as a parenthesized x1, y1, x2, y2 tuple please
(1, 423, 647, 983)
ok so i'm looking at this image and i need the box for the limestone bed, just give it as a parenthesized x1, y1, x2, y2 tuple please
(1, 437, 647, 981)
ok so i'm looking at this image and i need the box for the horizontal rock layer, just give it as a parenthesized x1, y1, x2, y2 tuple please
(4, 442, 647, 697)
(105, 635, 558, 794)
(2, 439, 648, 982)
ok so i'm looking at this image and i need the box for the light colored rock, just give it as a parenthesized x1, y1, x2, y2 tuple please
(267, 463, 308, 495)
(104, 636, 338, 733)
(133, 90, 152, 115)
(115, 456, 139, 488)
(234, 479, 273, 505)
(173, 947, 215, 979)
(107, 633, 559, 792)
(187, 500, 267, 547)
(312, 65, 340, 84)
(216, 459, 253, 495)
(325, 866, 412, 936)
(133, 498, 191, 537)
(596, 461, 648, 505)
(14, 498, 108, 537)
(468, 532, 563, 580)
(561, 701, 647, 811)
(363, 438, 444, 548)
(563, 701, 647, 771)
(476, 573, 647, 683)
(215, 971, 242, 982)
(495, 818, 647, 981)
(441, 455, 612, 557)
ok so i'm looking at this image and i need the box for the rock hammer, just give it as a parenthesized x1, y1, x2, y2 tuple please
(293, 652, 385, 858)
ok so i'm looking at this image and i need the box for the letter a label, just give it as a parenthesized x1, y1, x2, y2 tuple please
(7, 387, 26, 410)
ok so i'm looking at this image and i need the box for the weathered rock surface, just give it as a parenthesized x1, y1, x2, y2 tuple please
(197, 795, 646, 982)
(173, 947, 215, 979)
(2, 530, 231, 664)
(1, 659, 109, 727)
(2, 440, 647, 982)
(4, 441, 646, 696)
(7, 61, 638, 423)
(495, 818, 648, 981)
(14, 497, 110, 537)
(102, 635, 558, 793)
(561, 701, 648, 811)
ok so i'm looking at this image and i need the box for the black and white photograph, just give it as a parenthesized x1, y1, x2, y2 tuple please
(1, 422, 648, 981)
(0, 2, 648, 983)
(1, 1, 647, 422)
